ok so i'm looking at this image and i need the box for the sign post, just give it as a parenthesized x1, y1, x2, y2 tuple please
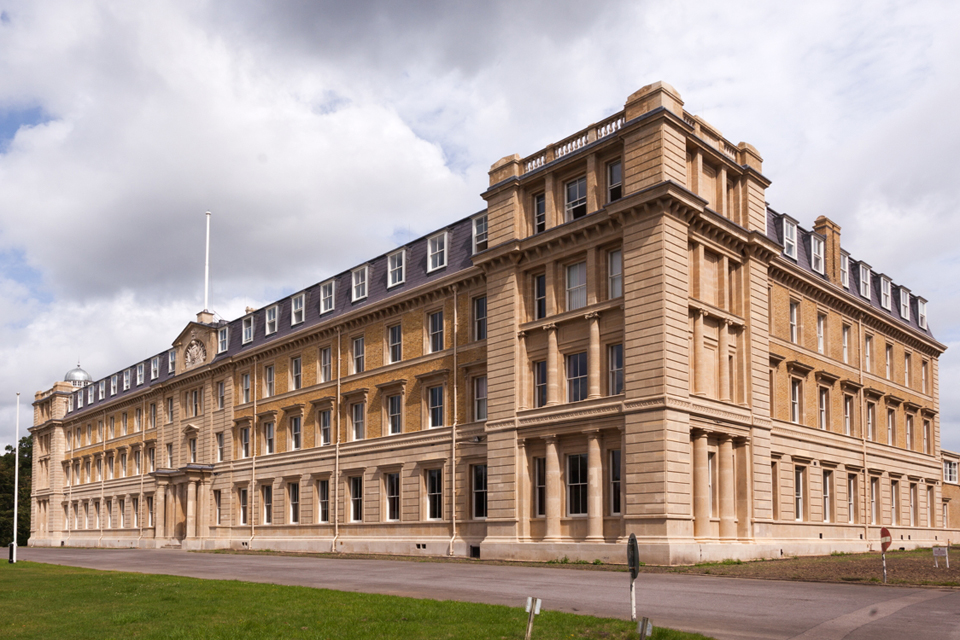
(933, 546, 949, 568)
(879, 527, 892, 583)
(524, 596, 542, 640)
(627, 533, 640, 622)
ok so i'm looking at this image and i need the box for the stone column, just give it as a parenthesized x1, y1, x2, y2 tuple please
(693, 431, 710, 538)
(719, 320, 730, 402)
(693, 310, 707, 395)
(186, 479, 197, 539)
(517, 439, 529, 540)
(545, 324, 559, 406)
(517, 332, 528, 410)
(544, 436, 561, 541)
(587, 312, 601, 399)
(155, 481, 167, 539)
(586, 431, 603, 541)
(719, 436, 736, 540)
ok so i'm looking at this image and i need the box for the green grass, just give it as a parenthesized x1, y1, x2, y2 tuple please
(0, 562, 713, 640)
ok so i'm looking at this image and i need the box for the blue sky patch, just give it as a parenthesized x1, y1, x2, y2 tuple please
(0, 106, 51, 152)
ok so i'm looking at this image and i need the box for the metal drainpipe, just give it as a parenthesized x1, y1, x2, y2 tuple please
(98, 410, 106, 547)
(448, 284, 459, 556)
(249, 356, 258, 544)
(332, 327, 342, 552)
(859, 315, 869, 543)
(66, 419, 73, 542)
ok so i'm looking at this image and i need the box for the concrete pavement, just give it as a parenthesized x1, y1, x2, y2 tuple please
(18, 547, 960, 640)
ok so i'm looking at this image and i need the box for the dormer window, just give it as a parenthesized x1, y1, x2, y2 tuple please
(811, 236, 824, 274)
(859, 264, 871, 299)
(151, 357, 159, 380)
(352, 266, 368, 302)
(291, 293, 305, 324)
(899, 289, 910, 320)
(321, 280, 335, 313)
(881, 277, 891, 310)
(68, 395, 74, 412)
(98, 381, 105, 400)
(388, 250, 405, 287)
(918, 299, 927, 329)
(472, 214, 488, 253)
(168, 350, 176, 374)
(136, 363, 144, 385)
(111, 375, 118, 395)
(428, 232, 447, 272)
(840, 254, 849, 287)
(77, 391, 83, 409)
(565, 176, 587, 220)
(87, 385, 94, 404)
(265, 305, 278, 335)
(123, 370, 130, 391)
(242, 316, 254, 344)
(783, 219, 797, 259)
(219, 326, 230, 352)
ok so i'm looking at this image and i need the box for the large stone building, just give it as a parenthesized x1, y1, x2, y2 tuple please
(28, 82, 958, 563)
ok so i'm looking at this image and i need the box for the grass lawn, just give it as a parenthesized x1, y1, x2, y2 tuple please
(0, 562, 712, 640)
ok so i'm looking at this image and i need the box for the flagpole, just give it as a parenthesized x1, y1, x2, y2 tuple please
(11, 392, 20, 563)
(204, 211, 211, 312)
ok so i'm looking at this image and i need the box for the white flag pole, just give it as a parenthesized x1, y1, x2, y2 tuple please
(12, 392, 20, 563)
(204, 211, 211, 312)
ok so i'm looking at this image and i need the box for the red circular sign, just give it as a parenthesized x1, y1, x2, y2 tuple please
(880, 527, 892, 552)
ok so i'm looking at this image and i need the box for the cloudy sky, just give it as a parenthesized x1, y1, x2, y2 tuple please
(1, 0, 959, 450)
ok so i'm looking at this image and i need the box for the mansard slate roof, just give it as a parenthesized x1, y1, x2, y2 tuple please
(65, 211, 484, 419)
(766, 207, 935, 340)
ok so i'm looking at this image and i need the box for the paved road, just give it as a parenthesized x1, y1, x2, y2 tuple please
(19, 548, 960, 640)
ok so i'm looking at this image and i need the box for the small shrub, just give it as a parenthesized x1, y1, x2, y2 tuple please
(593, 559, 603, 565)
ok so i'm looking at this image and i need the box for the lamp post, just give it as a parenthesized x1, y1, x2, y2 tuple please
(10, 392, 20, 563)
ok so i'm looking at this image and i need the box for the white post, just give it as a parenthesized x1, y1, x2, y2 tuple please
(204, 211, 211, 312)
(12, 392, 20, 563)
(630, 576, 636, 622)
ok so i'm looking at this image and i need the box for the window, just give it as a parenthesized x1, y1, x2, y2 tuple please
(320, 347, 332, 383)
(534, 193, 546, 234)
(816, 314, 825, 354)
(317, 480, 330, 522)
(241, 317, 253, 344)
(319, 409, 331, 445)
(783, 219, 797, 259)
(387, 395, 402, 435)
(608, 344, 624, 395)
(123, 370, 130, 391)
(122, 412, 128, 435)
(840, 254, 849, 287)
(119, 499, 125, 528)
(534, 361, 547, 408)
(111, 375, 117, 396)
(189, 438, 197, 463)
(428, 232, 447, 272)
(240, 427, 250, 458)
(927, 486, 934, 528)
(848, 475, 857, 524)
(859, 264, 871, 299)
(566, 261, 587, 310)
(291, 357, 302, 390)
(239, 488, 248, 525)
(132, 497, 139, 528)
(470, 465, 488, 519)
(166, 443, 173, 467)
(843, 395, 853, 436)
(918, 299, 927, 329)
(924, 420, 931, 455)
(789, 301, 799, 343)
(565, 176, 587, 220)
(900, 289, 910, 320)
(945, 460, 959, 484)
(534, 457, 546, 517)
(892, 480, 901, 525)
(262, 422, 275, 454)
(259, 366, 274, 399)
(887, 409, 896, 446)
(120, 452, 127, 477)
(474, 296, 487, 341)
(910, 483, 917, 526)
(428, 385, 444, 427)
(388, 250, 405, 287)
(608, 249, 623, 299)
(818, 387, 828, 430)
(214, 490, 222, 525)
(88, 385, 94, 404)
(795, 466, 805, 521)
(473, 213, 488, 253)
(76, 392, 82, 410)
(266, 305, 278, 335)
(191, 389, 201, 417)
(865, 336, 872, 372)
(352, 266, 368, 301)
(216, 382, 225, 410)
(216, 433, 224, 462)
(168, 349, 176, 374)
(474, 377, 487, 421)
(885, 345, 892, 379)
(241, 373, 251, 404)
(922, 360, 928, 394)
(426, 469, 443, 519)
(352, 403, 365, 440)
(288, 483, 300, 524)
(811, 236, 824, 274)
(567, 453, 588, 515)
(790, 379, 802, 424)
(99, 380, 105, 400)
(135, 408, 142, 431)
(151, 357, 159, 380)
(428, 311, 444, 353)
(290, 416, 302, 450)
(567, 352, 588, 402)
(534, 274, 547, 320)
(607, 160, 622, 202)
(291, 293, 305, 324)
(321, 281, 335, 313)
(610, 449, 622, 515)
(262, 485, 273, 524)
(867, 402, 876, 440)
(905, 354, 911, 387)
(350, 476, 363, 522)
(823, 470, 833, 523)
(906, 414, 914, 450)
(385, 472, 401, 521)
(842, 325, 850, 363)
(388, 324, 402, 363)
(881, 277, 891, 310)
(353, 337, 364, 373)
(136, 363, 144, 385)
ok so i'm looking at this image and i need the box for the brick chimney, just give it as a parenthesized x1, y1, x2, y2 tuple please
(813, 216, 842, 284)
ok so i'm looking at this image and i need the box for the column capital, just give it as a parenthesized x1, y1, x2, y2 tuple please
(717, 433, 734, 444)
(585, 430, 602, 441)
(543, 323, 558, 332)
(517, 438, 527, 450)
(691, 428, 711, 440)
(517, 330, 527, 339)
(585, 311, 601, 321)
(542, 434, 558, 444)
